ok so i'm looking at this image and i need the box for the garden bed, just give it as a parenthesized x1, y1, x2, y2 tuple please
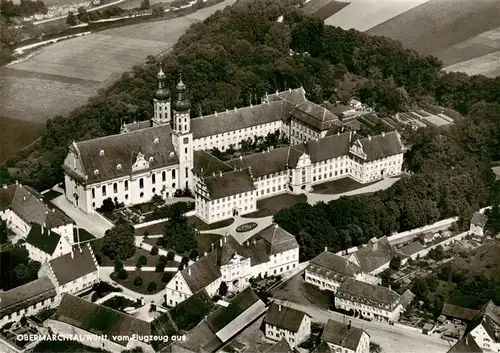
(110, 270, 168, 295)
(92, 238, 164, 267)
(243, 194, 307, 218)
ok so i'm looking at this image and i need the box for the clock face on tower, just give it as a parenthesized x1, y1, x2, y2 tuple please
(183, 137, 189, 144)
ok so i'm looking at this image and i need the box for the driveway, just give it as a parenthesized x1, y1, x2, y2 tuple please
(273, 299, 450, 353)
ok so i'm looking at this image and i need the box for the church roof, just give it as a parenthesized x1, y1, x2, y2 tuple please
(190, 100, 287, 139)
(72, 125, 178, 184)
(122, 120, 151, 133)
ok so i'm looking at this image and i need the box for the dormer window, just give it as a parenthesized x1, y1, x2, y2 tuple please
(149, 157, 154, 162)
(99, 150, 104, 156)
(94, 169, 99, 175)
(117, 164, 122, 170)
(154, 138, 159, 144)
(169, 152, 175, 158)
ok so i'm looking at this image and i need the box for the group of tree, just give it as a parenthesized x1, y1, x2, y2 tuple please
(0, 245, 41, 290)
(0, 218, 8, 244)
(156, 202, 197, 253)
(101, 217, 136, 261)
(66, 5, 125, 26)
(1, 0, 47, 18)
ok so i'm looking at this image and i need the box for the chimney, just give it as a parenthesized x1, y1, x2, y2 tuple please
(234, 107, 237, 112)
(239, 155, 243, 160)
(289, 88, 292, 92)
(215, 111, 218, 116)
(204, 251, 207, 256)
(23, 196, 26, 201)
(212, 172, 215, 177)
(382, 132, 385, 137)
(71, 249, 74, 259)
(201, 167, 204, 174)
(347, 320, 351, 330)
(226, 109, 229, 113)
(188, 268, 191, 276)
(219, 170, 222, 177)
(276, 90, 279, 95)
(41, 223, 44, 234)
(196, 256, 199, 261)
(368, 135, 371, 141)
(211, 243, 214, 250)
(45, 210, 48, 215)
(2, 184, 6, 189)
(279, 304, 282, 311)
(253, 239, 256, 245)
(15, 180, 18, 185)
(220, 239, 223, 247)
(325, 246, 328, 252)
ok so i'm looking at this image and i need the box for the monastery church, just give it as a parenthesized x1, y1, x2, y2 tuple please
(63, 69, 405, 224)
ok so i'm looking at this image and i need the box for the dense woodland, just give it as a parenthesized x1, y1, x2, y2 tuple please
(1, 0, 500, 305)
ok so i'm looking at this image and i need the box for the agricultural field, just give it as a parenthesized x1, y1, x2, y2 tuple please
(444, 51, 500, 78)
(0, 0, 235, 163)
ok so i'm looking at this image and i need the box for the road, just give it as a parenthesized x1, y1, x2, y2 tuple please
(273, 299, 451, 353)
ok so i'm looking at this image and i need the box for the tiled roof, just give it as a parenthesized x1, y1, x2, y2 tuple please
(0, 278, 56, 317)
(48, 244, 98, 286)
(267, 88, 307, 106)
(311, 341, 333, 353)
(214, 235, 269, 267)
(397, 241, 425, 257)
(182, 252, 221, 294)
(171, 320, 222, 353)
(290, 100, 340, 131)
(307, 251, 361, 282)
(305, 133, 351, 162)
(122, 120, 151, 133)
(265, 338, 293, 353)
(193, 150, 233, 178)
(202, 169, 255, 200)
(352, 236, 394, 273)
(190, 101, 286, 139)
(53, 294, 150, 346)
(441, 303, 479, 321)
(255, 224, 299, 255)
(337, 279, 401, 309)
(447, 334, 482, 353)
(264, 303, 308, 333)
(26, 223, 62, 255)
(321, 319, 366, 351)
(206, 287, 260, 333)
(358, 131, 403, 162)
(72, 125, 178, 184)
(399, 289, 415, 309)
(471, 212, 488, 227)
(1, 184, 73, 227)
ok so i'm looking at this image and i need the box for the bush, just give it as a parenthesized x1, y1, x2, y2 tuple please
(114, 260, 123, 272)
(117, 269, 128, 279)
(167, 251, 175, 261)
(156, 238, 163, 246)
(143, 230, 149, 238)
(138, 255, 148, 266)
(135, 261, 143, 270)
(133, 276, 143, 286)
(155, 261, 166, 272)
(189, 249, 199, 259)
(147, 282, 157, 292)
(159, 255, 167, 263)
(150, 246, 159, 255)
(181, 256, 189, 264)
(178, 263, 184, 271)
(218, 281, 228, 296)
(162, 272, 173, 283)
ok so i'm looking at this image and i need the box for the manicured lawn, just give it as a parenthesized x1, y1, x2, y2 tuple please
(91, 238, 164, 267)
(110, 270, 171, 295)
(272, 272, 331, 310)
(312, 177, 378, 195)
(143, 233, 222, 255)
(187, 215, 234, 231)
(135, 221, 166, 236)
(243, 193, 307, 218)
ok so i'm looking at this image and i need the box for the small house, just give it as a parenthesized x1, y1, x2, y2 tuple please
(469, 212, 487, 236)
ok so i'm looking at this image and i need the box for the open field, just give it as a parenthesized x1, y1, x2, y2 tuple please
(444, 51, 500, 78)
(0, 0, 236, 163)
(243, 193, 307, 218)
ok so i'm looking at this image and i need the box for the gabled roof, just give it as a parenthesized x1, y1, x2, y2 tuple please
(190, 100, 286, 139)
(52, 294, 150, 346)
(70, 125, 178, 184)
(471, 212, 488, 227)
(193, 150, 233, 178)
(265, 338, 293, 353)
(214, 235, 269, 267)
(48, 243, 98, 286)
(254, 224, 299, 255)
(321, 319, 367, 351)
(400, 289, 415, 309)
(170, 320, 222, 353)
(358, 131, 403, 162)
(311, 341, 333, 353)
(290, 100, 340, 131)
(352, 236, 394, 273)
(447, 334, 482, 353)
(337, 279, 401, 309)
(0, 277, 56, 318)
(0, 184, 73, 227)
(267, 87, 307, 106)
(202, 169, 255, 200)
(397, 241, 425, 257)
(182, 252, 221, 294)
(307, 251, 362, 282)
(466, 301, 500, 343)
(26, 223, 62, 255)
(264, 303, 308, 333)
(441, 303, 479, 321)
(305, 133, 351, 162)
(122, 120, 151, 133)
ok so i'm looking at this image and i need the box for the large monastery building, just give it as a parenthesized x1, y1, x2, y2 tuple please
(63, 69, 405, 224)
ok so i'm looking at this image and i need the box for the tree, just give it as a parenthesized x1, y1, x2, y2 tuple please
(98, 197, 115, 213)
(133, 276, 143, 286)
(389, 256, 402, 270)
(0, 219, 8, 244)
(151, 5, 163, 16)
(140, 0, 150, 9)
(114, 259, 124, 273)
(102, 220, 135, 260)
(147, 282, 157, 292)
(218, 281, 228, 296)
(138, 255, 147, 266)
(66, 11, 77, 26)
(166, 251, 175, 261)
(189, 249, 198, 259)
(117, 269, 128, 280)
(150, 246, 159, 255)
(162, 272, 172, 283)
(155, 261, 166, 272)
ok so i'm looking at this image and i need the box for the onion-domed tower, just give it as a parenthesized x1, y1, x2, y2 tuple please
(171, 74, 193, 190)
(152, 66, 171, 126)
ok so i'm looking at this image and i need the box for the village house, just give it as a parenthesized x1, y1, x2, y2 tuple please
(24, 223, 73, 263)
(313, 319, 370, 353)
(38, 243, 99, 296)
(63, 72, 404, 224)
(0, 183, 74, 238)
(470, 212, 488, 237)
(305, 249, 376, 293)
(264, 339, 294, 353)
(335, 279, 404, 322)
(447, 334, 482, 353)
(347, 236, 395, 275)
(264, 303, 311, 348)
(47, 294, 154, 353)
(0, 277, 57, 327)
(466, 301, 500, 352)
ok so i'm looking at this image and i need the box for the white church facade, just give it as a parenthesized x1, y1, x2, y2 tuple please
(62, 69, 405, 224)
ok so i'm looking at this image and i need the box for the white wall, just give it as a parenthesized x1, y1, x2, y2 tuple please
(471, 323, 500, 352)
(196, 189, 257, 224)
(265, 315, 311, 348)
(0, 294, 58, 327)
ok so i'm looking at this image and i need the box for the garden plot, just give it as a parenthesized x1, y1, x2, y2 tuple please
(324, 0, 429, 32)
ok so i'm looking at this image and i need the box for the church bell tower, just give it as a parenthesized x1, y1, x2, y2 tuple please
(152, 65, 171, 126)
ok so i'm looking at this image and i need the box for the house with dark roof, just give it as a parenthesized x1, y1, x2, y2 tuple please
(317, 319, 370, 353)
(335, 279, 403, 322)
(0, 183, 74, 239)
(165, 252, 222, 307)
(305, 249, 371, 293)
(0, 277, 57, 327)
(24, 223, 73, 263)
(264, 303, 311, 348)
(447, 334, 483, 353)
(63, 71, 403, 225)
(441, 303, 479, 322)
(470, 212, 488, 236)
(47, 294, 154, 353)
(38, 243, 99, 296)
(347, 237, 395, 275)
(465, 301, 500, 352)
